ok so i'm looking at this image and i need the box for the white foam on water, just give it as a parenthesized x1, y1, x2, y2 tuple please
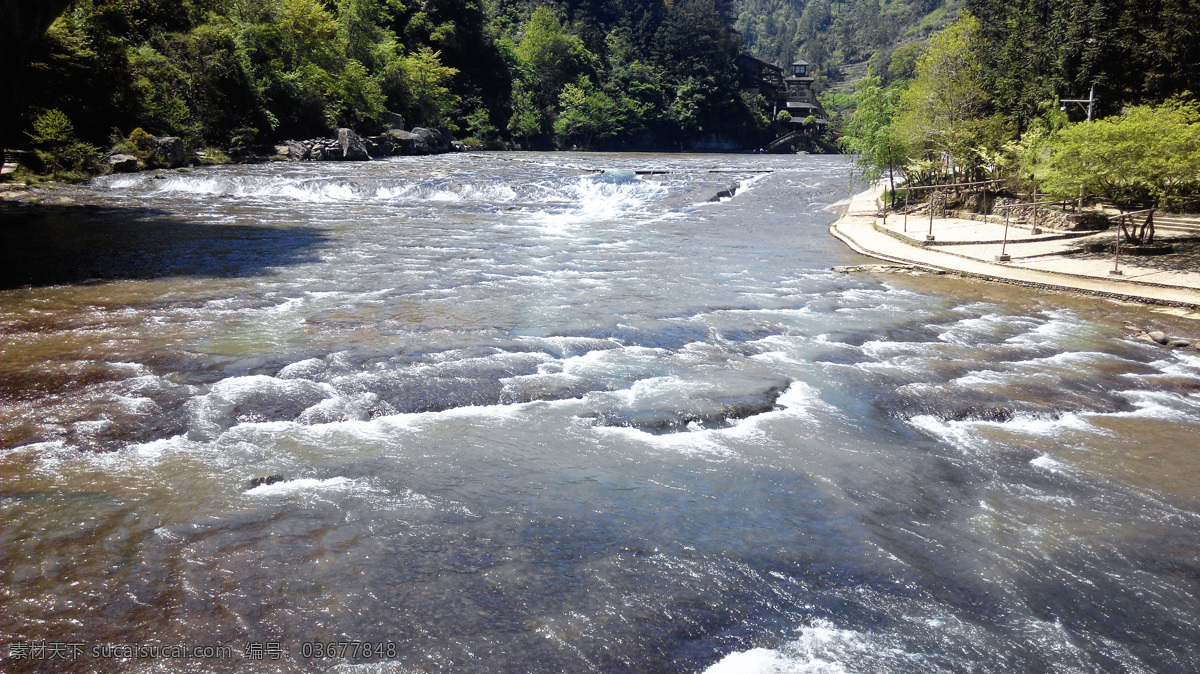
(1030, 454, 1067, 473)
(910, 386, 1200, 455)
(947, 352, 1115, 388)
(187, 375, 338, 440)
(15, 434, 207, 478)
(950, 370, 1019, 388)
(1004, 310, 1080, 347)
(859, 339, 936, 360)
(1130, 352, 1200, 382)
(1100, 390, 1200, 421)
(735, 172, 770, 196)
(592, 423, 735, 457)
(109, 394, 160, 415)
(1018, 351, 1115, 368)
(937, 313, 1018, 344)
(277, 357, 327, 380)
(908, 411, 1094, 451)
(589, 381, 828, 456)
(517, 335, 623, 359)
(521, 173, 667, 233)
(243, 476, 363, 496)
(704, 620, 915, 674)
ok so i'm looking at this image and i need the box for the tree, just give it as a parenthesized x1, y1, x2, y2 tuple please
(27, 109, 97, 175)
(839, 75, 910, 199)
(1035, 99, 1200, 221)
(399, 47, 460, 126)
(895, 13, 1005, 181)
(508, 6, 596, 145)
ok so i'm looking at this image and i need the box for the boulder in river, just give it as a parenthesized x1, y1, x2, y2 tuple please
(275, 141, 310, 161)
(149, 136, 186, 168)
(385, 129, 431, 155)
(382, 111, 406, 132)
(411, 127, 445, 151)
(337, 128, 370, 161)
(104, 153, 139, 173)
(247, 474, 285, 490)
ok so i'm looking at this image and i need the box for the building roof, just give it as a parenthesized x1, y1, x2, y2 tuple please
(791, 59, 810, 66)
(736, 53, 784, 73)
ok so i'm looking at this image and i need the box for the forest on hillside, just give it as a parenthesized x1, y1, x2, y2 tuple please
(5, 0, 1200, 177)
(7, 0, 771, 164)
(734, 0, 956, 86)
(838, 0, 1200, 212)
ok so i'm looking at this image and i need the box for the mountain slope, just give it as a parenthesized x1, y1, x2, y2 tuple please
(734, 0, 958, 86)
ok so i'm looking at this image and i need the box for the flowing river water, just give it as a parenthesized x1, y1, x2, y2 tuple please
(1, 153, 1198, 673)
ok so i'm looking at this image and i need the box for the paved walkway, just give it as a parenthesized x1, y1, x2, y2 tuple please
(830, 186, 1200, 308)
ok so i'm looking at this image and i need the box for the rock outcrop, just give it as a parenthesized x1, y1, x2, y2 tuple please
(275, 126, 461, 162)
(1130, 326, 1195, 349)
(104, 153, 139, 173)
(337, 128, 370, 161)
(381, 111, 405, 132)
(148, 136, 186, 168)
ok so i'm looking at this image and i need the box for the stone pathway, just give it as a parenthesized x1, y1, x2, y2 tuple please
(830, 186, 1200, 308)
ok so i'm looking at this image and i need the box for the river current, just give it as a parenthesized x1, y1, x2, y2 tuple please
(1, 153, 1198, 672)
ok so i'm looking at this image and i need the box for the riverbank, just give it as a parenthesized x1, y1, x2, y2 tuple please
(830, 184, 1200, 310)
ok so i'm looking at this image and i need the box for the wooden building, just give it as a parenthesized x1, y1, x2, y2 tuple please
(736, 55, 828, 132)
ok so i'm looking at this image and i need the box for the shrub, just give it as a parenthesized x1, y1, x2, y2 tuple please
(1035, 98, 1200, 210)
(27, 109, 98, 176)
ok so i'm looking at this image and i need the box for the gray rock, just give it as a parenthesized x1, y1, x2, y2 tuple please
(411, 126, 443, 149)
(149, 136, 186, 168)
(1168, 339, 1192, 348)
(1148, 330, 1170, 345)
(710, 186, 737, 202)
(279, 141, 312, 160)
(382, 111, 405, 132)
(362, 137, 390, 158)
(385, 130, 431, 155)
(337, 128, 370, 161)
(104, 153, 139, 173)
(247, 474, 284, 490)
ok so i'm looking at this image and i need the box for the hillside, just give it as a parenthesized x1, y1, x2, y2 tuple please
(734, 0, 959, 89)
(5, 0, 775, 163)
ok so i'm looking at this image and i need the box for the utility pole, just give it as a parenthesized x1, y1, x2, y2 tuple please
(1062, 85, 1097, 211)
(1062, 85, 1095, 121)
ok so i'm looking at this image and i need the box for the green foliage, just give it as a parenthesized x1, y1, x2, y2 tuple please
(331, 59, 386, 131)
(27, 109, 99, 175)
(839, 75, 909, 190)
(735, 0, 956, 85)
(553, 77, 639, 148)
(463, 103, 501, 147)
(1034, 99, 1200, 209)
(507, 6, 597, 143)
(399, 47, 460, 126)
(894, 13, 1009, 180)
(965, 0, 1200, 125)
(886, 41, 926, 84)
(15, 0, 780, 160)
(107, 127, 156, 167)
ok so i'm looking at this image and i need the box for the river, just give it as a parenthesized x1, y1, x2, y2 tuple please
(1, 152, 1198, 672)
